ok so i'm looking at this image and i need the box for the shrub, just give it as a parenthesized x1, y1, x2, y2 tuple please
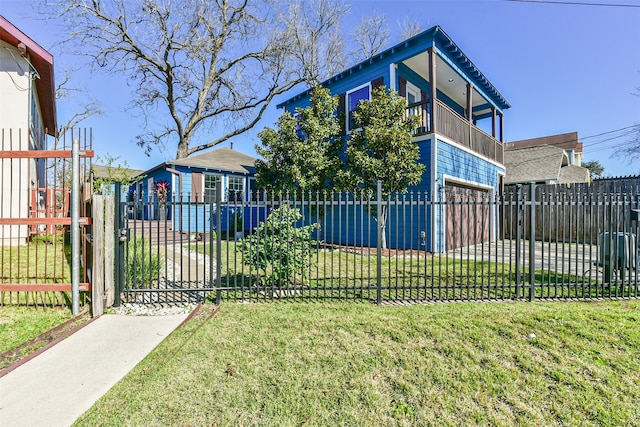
(125, 238, 163, 288)
(240, 205, 318, 287)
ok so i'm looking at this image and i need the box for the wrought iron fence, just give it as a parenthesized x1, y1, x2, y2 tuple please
(115, 182, 640, 305)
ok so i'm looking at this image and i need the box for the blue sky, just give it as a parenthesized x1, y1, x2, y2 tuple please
(1, 0, 639, 176)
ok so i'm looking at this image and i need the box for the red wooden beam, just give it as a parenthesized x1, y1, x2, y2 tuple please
(0, 150, 94, 159)
(0, 283, 91, 292)
(0, 217, 92, 226)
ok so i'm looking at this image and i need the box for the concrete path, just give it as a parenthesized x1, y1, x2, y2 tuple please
(0, 313, 189, 427)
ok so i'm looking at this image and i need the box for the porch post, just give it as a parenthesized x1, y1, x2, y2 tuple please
(466, 82, 473, 147)
(428, 47, 437, 134)
(500, 112, 505, 143)
(491, 107, 497, 138)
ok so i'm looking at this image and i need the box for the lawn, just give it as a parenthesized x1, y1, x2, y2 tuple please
(0, 234, 71, 284)
(75, 300, 640, 426)
(0, 305, 74, 367)
(191, 241, 604, 302)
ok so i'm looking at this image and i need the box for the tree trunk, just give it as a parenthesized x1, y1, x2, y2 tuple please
(380, 205, 388, 251)
(176, 139, 190, 159)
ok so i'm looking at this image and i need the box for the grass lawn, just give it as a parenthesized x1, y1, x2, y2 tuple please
(0, 234, 71, 284)
(191, 241, 601, 302)
(0, 306, 74, 355)
(75, 300, 640, 426)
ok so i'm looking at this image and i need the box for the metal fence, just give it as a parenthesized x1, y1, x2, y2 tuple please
(114, 182, 640, 305)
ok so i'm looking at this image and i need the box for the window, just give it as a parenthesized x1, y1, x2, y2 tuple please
(204, 175, 221, 203)
(347, 84, 370, 132)
(406, 81, 421, 105)
(227, 176, 244, 203)
(203, 174, 244, 203)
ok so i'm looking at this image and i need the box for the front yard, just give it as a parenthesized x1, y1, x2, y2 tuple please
(75, 300, 640, 426)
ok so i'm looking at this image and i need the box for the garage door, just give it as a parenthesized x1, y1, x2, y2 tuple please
(445, 184, 490, 250)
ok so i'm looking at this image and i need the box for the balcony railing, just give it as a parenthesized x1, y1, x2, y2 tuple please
(407, 99, 504, 164)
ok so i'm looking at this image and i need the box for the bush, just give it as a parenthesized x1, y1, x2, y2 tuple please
(240, 205, 318, 287)
(125, 238, 163, 288)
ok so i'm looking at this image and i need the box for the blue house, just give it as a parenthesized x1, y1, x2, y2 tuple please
(131, 147, 261, 233)
(277, 25, 511, 252)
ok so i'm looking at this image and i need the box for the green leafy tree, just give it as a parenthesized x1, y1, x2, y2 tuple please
(582, 160, 605, 179)
(338, 86, 425, 249)
(255, 86, 342, 195)
(240, 205, 318, 287)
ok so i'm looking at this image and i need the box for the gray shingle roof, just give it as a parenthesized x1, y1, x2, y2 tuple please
(169, 147, 257, 174)
(504, 145, 565, 184)
(558, 165, 590, 184)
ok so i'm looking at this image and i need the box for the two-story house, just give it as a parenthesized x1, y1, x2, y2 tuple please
(278, 25, 511, 252)
(1, 16, 57, 245)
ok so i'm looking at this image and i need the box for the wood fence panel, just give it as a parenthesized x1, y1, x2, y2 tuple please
(92, 195, 104, 316)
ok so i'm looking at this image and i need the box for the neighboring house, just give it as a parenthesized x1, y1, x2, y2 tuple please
(278, 25, 511, 252)
(0, 16, 57, 245)
(130, 147, 261, 233)
(91, 164, 144, 195)
(506, 132, 584, 166)
(504, 133, 591, 185)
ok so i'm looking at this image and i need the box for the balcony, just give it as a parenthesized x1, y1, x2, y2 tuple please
(407, 99, 504, 164)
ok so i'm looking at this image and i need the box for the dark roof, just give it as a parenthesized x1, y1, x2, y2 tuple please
(168, 147, 257, 174)
(506, 132, 583, 153)
(0, 15, 56, 135)
(278, 25, 510, 111)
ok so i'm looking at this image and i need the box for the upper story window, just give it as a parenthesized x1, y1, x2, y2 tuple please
(347, 84, 370, 132)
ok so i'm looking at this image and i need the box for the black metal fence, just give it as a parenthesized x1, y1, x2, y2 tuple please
(114, 182, 640, 305)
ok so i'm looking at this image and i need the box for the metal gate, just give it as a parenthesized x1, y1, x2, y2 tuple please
(114, 187, 219, 305)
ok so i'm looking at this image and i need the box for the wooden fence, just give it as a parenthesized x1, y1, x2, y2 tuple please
(503, 178, 640, 243)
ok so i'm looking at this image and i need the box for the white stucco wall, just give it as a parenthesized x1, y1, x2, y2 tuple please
(1, 40, 40, 245)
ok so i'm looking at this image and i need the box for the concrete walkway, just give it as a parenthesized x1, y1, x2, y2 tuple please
(0, 313, 190, 427)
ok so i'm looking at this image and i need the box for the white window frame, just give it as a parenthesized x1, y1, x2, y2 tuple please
(406, 81, 422, 105)
(203, 174, 223, 204)
(203, 174, 245, 203)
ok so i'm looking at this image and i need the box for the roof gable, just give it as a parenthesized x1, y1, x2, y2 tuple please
(169, 147, 257, 174)
(0, 15, 56, 134)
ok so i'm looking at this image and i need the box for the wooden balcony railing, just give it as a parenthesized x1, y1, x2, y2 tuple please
(406, 99, 504, 164)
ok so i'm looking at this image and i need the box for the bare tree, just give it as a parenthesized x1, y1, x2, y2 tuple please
(350, 11, 390, 62)
(398, 16, 423, 41)
(43, 0, 348, 159)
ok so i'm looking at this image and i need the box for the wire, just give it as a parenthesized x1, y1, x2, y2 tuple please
(504, 0, 640, 7)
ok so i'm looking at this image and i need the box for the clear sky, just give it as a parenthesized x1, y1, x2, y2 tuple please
(1, 0, 639, 176)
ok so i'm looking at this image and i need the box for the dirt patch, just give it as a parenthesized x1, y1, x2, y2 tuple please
(0, 311, 92, 376)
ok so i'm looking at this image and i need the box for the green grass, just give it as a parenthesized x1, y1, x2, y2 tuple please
(0, 306, 74, 354)
(75, 300, 640, 426)
(190, 242, 603, 302)
(0, 235, 71, 284)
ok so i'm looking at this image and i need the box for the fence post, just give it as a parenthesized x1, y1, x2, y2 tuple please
(71, 138, 80, 315)
(529, 182, 536, 301)
(376, 180, 382, 305)
(114, 182, 123, 307)
(215, 187, 222, 305)
(515, 185, 522, 297)
(91, 195, 105, 316)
